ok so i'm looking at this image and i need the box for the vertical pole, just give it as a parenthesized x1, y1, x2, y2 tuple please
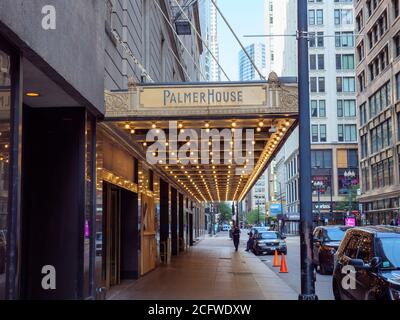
(348, 178, 352, 214)
(279, 182, 284, 233)
(317, 186, 321, 225)
(298, 0, 318, 300)
(330, 169, 333, 224)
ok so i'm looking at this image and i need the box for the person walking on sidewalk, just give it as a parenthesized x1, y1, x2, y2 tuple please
(232, 226, 241, 251)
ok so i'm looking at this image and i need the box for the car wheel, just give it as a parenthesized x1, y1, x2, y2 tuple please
(282, 249, 287, 255)
(332, 280, 342, 301)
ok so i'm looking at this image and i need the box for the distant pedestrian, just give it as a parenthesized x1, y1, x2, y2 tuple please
(232, 226, 240, 251)
(245, 231, 254, 252)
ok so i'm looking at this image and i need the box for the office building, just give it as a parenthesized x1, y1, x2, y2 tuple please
(356, 0, 400, 225)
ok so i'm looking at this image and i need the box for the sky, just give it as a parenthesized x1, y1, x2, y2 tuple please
(217, 0, 265, 81)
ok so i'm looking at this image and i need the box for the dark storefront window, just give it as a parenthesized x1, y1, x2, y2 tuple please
(371, 157, 393, 189)
(0, 48, 11, 299)
(312, 174, 332, 196)
(361, 167, 370, 191)
(311, 150, 332, 169)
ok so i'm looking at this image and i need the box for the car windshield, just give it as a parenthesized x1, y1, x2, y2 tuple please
(259, 232, 279, 239)
(325, 229, 346, 241)
(375, 237, 400, 269)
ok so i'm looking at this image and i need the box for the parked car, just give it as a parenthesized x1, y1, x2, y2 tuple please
(332, 226, 400, 300)
(313, 225, 352, 274)
(250, 226, 270, 235)
(252, 231, 287, 255)
(0, 229, 6, 274)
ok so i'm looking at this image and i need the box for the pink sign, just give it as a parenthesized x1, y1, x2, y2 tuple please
(345, 217, 356, 227)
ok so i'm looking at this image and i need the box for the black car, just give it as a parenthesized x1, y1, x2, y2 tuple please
(332, 226, 400, 300)
(313, 225, 352, 275)
(252, 231, 287, 255)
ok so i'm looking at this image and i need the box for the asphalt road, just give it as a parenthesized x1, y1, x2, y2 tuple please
(255, 236, 334, 300)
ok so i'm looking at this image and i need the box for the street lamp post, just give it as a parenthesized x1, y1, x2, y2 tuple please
(313, 181, 323, 226)
(298, 0, 318, 300)
(344, 170, 356, 215)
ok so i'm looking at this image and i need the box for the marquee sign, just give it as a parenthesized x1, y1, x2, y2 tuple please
(104, 72, 298, 120)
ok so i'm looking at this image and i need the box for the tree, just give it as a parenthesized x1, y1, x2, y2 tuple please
(218, 202, 232, 223)
(246, 209, 263, 225)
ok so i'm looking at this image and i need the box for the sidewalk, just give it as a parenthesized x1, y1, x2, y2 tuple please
(108, 233, 298, 300)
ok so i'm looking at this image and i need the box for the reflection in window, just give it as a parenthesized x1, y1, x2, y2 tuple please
(0, 49, 11, 300)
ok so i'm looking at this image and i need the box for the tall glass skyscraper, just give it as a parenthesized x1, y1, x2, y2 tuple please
(199, 0, 221, 81)
(238, 43, 266, 81)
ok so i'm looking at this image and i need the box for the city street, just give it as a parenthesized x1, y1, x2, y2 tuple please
(254, 235, 334, 300)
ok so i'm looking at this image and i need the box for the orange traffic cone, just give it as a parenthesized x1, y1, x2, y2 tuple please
(279, 253, 288, 273)
(273, 250, 280, 267)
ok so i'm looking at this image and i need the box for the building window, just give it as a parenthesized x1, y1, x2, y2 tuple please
(358, 71, 366, 92)
(396, 72, 400, 101)
(336, 54, 355, 70)
(337, 100, 356, 117)
(311, 100, 326, 117)
(312, 124, 319, 142)
(338, 124, 357, 142)
(309, 9, 324, 25)
(394, 33, 400, 58)
(361, 167, 370, 191)
(368, 45, 389, 81)
(336, 77, 355, 92)
(311, 124, 327, 143)
(335, 31, 355, 47)
(367, 10, 388, 50)
(361, 134, 369, 159)
(311, 150, 332, 168)
(371, 157, 393, 189)
(320, 124, 327, 142)
(334, 9, 353, 25)
(394, 0, 400, 19)
(356, 11, 364, 32)
(309, 10, 316, 25)
(316, 9, 324, 25)
(309, 32, 324, 48)
(370, 119, 392, 154)
(310, 54, 324, 70)
(310, 77, 325, 93)
(359, 103, 367, 126)
(366, 0, 383, 17)
(369, 82, 391, 119)
(357, 41, 365, 61)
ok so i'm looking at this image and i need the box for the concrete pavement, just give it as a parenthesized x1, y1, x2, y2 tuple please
(108, 232, 298, 300)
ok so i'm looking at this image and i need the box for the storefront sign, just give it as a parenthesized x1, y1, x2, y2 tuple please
(312, 202, 335, 211)
(139, 85, 266, 108)
(269, 203, 282, 217)
(345, 217, 356, 227)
